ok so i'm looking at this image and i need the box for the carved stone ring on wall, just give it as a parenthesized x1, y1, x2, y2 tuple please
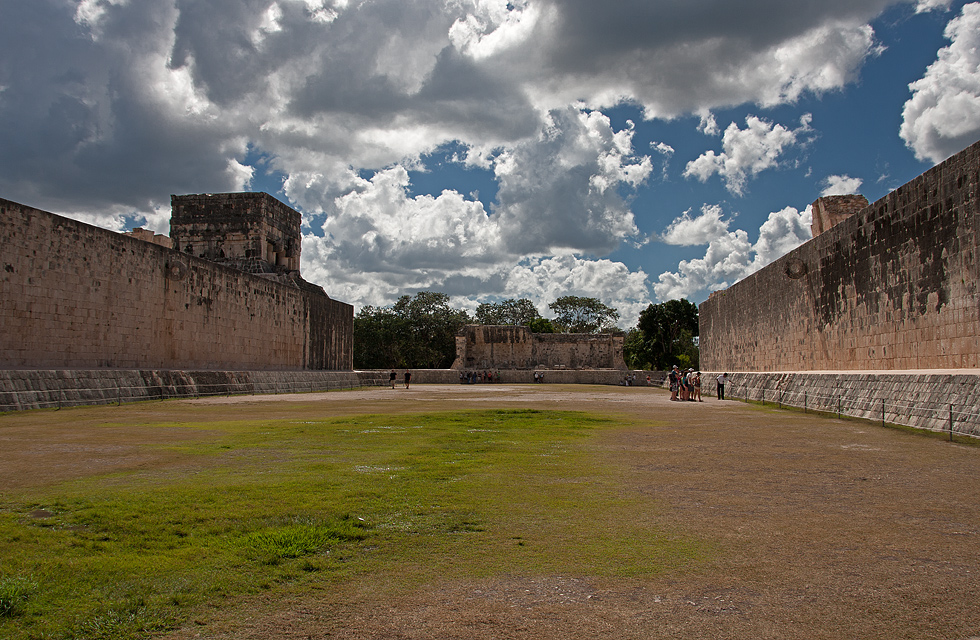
(784, 259, 808, 279)
(165, 260, 188, 281)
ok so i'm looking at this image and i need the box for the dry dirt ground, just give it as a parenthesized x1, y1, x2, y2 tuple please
(2, 384, 979, 640)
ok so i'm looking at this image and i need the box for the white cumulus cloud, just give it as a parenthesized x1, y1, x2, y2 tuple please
(654, 205, 812, 300)
(683, 114, 813, 195)
(901, 2, 980, 162)
(660, 205, 731, 246)
(299, 107, 655, 315)
(504, 255, 653, 328)
(821, 174, 864, 196)
(491, 107, 652, 256)
(915, 0, 955, 12)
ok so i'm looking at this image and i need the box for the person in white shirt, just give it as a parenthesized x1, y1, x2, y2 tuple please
(716, 373, 729, 400)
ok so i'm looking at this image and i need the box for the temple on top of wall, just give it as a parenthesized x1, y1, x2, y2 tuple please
(452, 325, 627, 370)
(1, 192, 353, 371)
(699, 139, 980, 373)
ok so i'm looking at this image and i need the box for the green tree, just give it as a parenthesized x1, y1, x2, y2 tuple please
(353, 306, 407, 369)
(527, 317, 556, 333)
(474, 298, 541, 326)
(547, 296, 620, 333)
(634, 299, 699, 370)
(353, 292, 470, 369)
(622, 327, 649, 369)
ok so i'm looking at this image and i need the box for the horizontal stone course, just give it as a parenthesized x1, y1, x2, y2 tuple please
(365, 369, 665, 386)
(0, 370, 388, 411)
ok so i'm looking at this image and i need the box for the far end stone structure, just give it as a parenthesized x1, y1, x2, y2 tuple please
(452, 325, 627, 370)
(699, 139, 980, 372)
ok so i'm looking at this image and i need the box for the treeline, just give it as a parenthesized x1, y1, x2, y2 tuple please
(353, 292, 699, 371)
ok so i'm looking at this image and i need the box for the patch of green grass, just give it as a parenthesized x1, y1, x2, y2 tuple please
(239, 515, 369, 564)
(0, 408, 706, 639)
(0, 575, 37, 617)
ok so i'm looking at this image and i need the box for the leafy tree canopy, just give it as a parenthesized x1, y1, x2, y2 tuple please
(527, 317, 556, 334)
(629, 299, 699, 370)
(474, 298, 541, 326)
(354, 292, 470, 369)
(547, 296, 620, 334)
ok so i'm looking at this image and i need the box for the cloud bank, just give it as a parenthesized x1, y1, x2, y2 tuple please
(0, 0, 953, 323)
(654, 205, 813, 301)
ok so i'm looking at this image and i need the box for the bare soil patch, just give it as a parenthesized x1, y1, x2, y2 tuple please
(3, 384, 979, 639)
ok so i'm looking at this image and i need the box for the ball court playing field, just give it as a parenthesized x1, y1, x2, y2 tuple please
(1, 384, 978, 640)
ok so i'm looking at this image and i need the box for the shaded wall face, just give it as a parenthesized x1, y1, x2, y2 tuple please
(531, 334, 626, 369)
(700, 141, 980, 372)
(0, 199, 352, 370)
(454, 326, 534, 369)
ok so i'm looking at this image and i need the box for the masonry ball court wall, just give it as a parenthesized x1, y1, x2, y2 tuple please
(0, 198, 352, 370)
(699, 140, 980, 372)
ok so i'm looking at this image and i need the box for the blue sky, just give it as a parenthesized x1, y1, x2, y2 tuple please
(3, 0, 980, 326)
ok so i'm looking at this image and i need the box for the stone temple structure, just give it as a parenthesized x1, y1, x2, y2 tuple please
(170, 192, 301, 276)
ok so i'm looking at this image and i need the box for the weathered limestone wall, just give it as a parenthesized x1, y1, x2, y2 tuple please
(0, 198, 352, 370)
(700, 140, 980, 372)
(452, 325, 627, 370)
(531, 333, 626, 370)
(366, 369, 665, 385)
(453, 325, 533, 369)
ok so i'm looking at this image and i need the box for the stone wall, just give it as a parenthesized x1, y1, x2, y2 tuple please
(531, 333, 626, 370)
(700, 139, 980, 372)
(0, 198, 352, 370)
(452, 325, 627, 370)
(453, 325, 533, 369)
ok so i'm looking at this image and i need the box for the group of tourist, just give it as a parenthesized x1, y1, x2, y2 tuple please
(621, 373, 656, 386)
(668, 365, 703, 402)
(667, 366, 731, 401)
(460, 370, 500, 384)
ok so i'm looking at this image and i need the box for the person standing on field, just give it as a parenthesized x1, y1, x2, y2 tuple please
(717, 373, 728, 400)
(404, 370, 412, 389)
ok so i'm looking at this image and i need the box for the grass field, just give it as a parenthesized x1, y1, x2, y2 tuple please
(1, 384, 978, 640)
